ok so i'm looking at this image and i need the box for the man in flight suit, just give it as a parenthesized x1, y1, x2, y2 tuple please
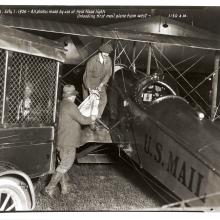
(82, 43, 113, 119)
(43, 84, 95, 197)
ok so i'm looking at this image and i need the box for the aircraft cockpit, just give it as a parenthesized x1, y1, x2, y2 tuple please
(109, 65, 180, 112)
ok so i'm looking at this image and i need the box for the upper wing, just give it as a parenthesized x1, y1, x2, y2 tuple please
(0, 21, 65, 62)
(1, 15, 220, 51)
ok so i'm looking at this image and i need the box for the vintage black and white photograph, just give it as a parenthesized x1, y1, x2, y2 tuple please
(0, 3, 220, 213)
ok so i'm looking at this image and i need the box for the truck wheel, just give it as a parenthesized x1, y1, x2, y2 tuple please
(0, 176, 31, 211)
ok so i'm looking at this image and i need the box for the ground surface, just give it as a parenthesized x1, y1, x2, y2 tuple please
(35, 159, 166, 211)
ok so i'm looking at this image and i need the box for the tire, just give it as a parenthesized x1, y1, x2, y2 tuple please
(0, 176, 32, 211)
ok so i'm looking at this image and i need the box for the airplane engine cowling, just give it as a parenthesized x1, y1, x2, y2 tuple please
(133, 74, 179, 110)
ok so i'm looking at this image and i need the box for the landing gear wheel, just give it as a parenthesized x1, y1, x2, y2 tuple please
(0, 176, 31, 211)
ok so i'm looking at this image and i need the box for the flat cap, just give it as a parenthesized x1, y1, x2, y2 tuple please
(99, 43, 113, 54)
(63, 84, 79, 98)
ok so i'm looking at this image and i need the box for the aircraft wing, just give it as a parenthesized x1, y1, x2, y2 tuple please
(1, 15, 220, 51)
(0, 22, 65, 62)
(0, 15, 116, 39)
(115, 30, 220, 51)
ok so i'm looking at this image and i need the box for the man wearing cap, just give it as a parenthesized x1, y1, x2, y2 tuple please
(82, 43, 113, 119)
(43, 84, 94, 198)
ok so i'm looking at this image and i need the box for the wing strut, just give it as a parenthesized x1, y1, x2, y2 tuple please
(132, 42, 137, 72)
(146, 43, 152, 75)
(211, 53, 220, 121)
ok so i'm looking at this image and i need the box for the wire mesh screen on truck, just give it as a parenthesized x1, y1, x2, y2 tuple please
(0, 49, 6, 123)
(6, 52, 58, 126)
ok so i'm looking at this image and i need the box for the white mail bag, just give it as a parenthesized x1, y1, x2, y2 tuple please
(78, 89, 100, 117)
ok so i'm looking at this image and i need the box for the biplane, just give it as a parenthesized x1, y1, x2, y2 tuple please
(1, 11, 220, 209)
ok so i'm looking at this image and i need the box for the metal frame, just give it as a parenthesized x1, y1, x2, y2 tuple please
(53, 62, 61, 123)
(1, 50, 8, 125)
(0, 50, 59, 126)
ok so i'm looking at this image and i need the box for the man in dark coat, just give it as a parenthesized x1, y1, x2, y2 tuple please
(43, 84, 94, 197)
(82, 43, 113, 119)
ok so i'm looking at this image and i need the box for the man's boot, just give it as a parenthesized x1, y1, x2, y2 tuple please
(42, 171, 63, 198)
(60, 173, 72, 194)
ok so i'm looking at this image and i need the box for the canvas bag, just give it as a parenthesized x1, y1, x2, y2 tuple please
(78, 89, 100, 117)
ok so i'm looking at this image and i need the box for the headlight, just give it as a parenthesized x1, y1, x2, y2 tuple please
(197, 112, 205, 120)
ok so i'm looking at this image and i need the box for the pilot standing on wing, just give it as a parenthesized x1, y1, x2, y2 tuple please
(43, 85, 95, 198)
(82, 43, 113, 120)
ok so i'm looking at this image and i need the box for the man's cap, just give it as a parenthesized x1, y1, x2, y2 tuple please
(63, 84, 79, 98)
(99, 43, 113, 54)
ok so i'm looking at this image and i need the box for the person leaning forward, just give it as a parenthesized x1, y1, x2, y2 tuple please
(42, 84, 95, 198)
(82, 43, 113, 119)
